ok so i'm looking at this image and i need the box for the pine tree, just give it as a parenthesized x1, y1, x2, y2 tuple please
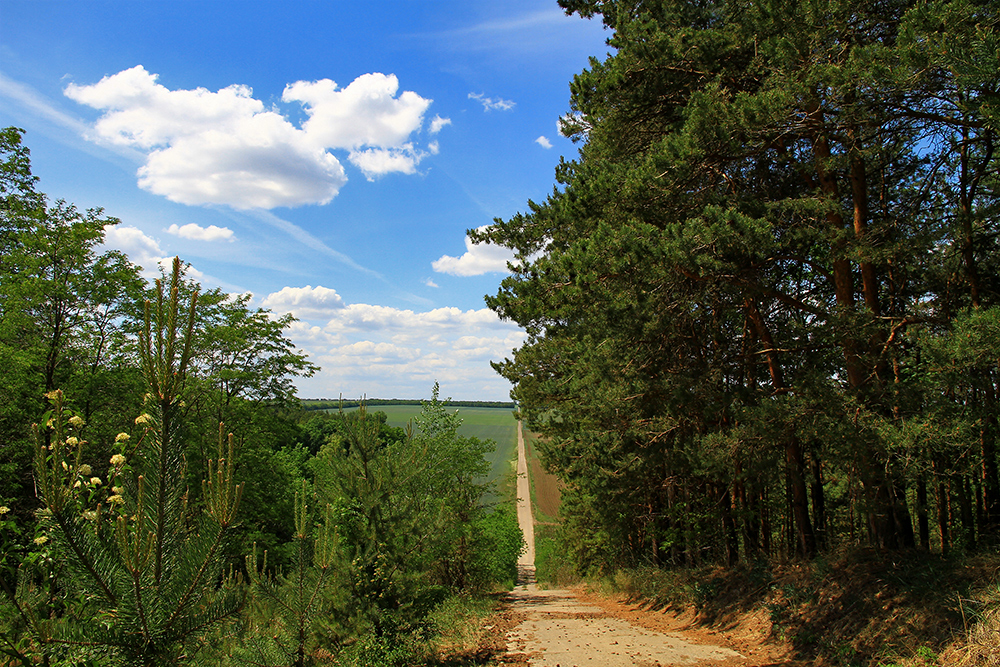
(240, 483, 340, 667)
(10, 257, 245, 666)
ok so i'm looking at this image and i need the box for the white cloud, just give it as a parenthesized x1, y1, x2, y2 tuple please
(348, 145, 426, 180)
(101, 224, 166, 278)
(100, 223, 209, 283)
(272, 292, 526, 400)
(284, 74, 430, 149)
(429, 114, 451, 134)
(262, 285, 345, 320)
(432, 227, 515, 276)
(423, 277, 439, 288)
(166, 222, 234, 241)
(535, 135, 553, 149)
(64, 66, 438, 209)
(468, 92, 515, 112)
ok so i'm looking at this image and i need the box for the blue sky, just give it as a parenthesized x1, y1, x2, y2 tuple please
(0, 1, 610, 401)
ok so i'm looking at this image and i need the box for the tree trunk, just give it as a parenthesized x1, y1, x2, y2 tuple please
(745, 298, 816, 558)
(934, 458, 950, 554)
(916, 476, 930, 550)
(721, 483, 739, 566)
(811, 456, 826, 551)
(958, 476, 975, 550)
(982, 379, 1000, 532)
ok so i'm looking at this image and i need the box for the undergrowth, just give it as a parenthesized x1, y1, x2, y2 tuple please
(586, 548, 1000, 667)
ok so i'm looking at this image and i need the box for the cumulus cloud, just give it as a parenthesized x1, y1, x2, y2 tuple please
(285, 74, 429, 149)
(269, 290, 526, 400)
(64, 66, 438, 209)
(348, 145, 426, 180)
(166, 223, 234, 241)
(429, 115, 451, 134)
(101, 224, 207, 282)
(262, 285, 345, 320)
(324, 304, 506, 335)
(468, 92, 515, 112)
(535, 135, 553, 149)
(432, 227, 515, 276)
(101, 224, 166, 277)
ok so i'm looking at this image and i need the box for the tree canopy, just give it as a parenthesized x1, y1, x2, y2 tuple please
(477, 0, 1000, 568)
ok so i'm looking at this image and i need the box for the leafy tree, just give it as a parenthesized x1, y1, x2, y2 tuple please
(0, 127, 145, 528)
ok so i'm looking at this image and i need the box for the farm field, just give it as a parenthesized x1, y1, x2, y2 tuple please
(344, 405, 519, 491)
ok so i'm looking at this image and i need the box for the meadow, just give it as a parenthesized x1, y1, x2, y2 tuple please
(343, 405, 520, 491)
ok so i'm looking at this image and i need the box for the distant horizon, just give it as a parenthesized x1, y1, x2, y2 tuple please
(300, 397, 516, 406)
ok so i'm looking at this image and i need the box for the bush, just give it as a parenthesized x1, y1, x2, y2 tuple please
(469, 504, 523, 589)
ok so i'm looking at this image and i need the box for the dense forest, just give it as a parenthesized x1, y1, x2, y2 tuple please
(476, 0, 1000, 570)
(0, 127, 522, 665)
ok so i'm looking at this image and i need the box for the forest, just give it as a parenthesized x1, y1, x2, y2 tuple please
(0, 126, 522, 665)
(476, 0, 1000, 571)
(4, 0, 1000, 662)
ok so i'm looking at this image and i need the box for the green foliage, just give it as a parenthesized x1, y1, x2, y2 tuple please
(467, 505, 524, 590)
(4, 260, 245, 666)
(475, 0, 1000, 573)
(304, 386, 512, 647)
(239, 483, 343, 667)
(0, 128, 145, 527)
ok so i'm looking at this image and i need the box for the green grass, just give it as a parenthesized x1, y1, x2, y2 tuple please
(345, 405, 519, 492)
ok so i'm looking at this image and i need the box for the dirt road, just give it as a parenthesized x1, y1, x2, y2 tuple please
(505, 422, 747, 666)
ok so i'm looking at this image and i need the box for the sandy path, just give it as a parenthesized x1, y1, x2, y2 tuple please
(506, 422, 745, 666)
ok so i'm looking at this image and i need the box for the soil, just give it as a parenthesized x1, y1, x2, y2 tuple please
(523, 433, 562, 522)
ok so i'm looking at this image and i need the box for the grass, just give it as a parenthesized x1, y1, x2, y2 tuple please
(348, 405, 519, 493)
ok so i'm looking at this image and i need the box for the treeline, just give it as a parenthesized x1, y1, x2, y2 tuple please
(477, 0, 1000, 571)
(302, 398, 516, 411)
(0, 128, 522, 666)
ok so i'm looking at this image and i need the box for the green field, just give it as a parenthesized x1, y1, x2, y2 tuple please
(343, 405, 519, 492)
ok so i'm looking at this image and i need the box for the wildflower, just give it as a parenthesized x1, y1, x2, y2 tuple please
(90, 477, 102, 487)
(0, 506, 9, 515)
(115, 432, 130, 443)
(73, 480, 82, 489)
(68, 415, 84, 428)
(66, 437, 79, 447)
(33, 535, 48, 546)
(110, 454, 126, 467)
(45, 390, 60, 401)
(112, 486, 123, 495)
(79, 464, 92, 476)
(107, 495, 124, 505)
(135, 414, 152, 426)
